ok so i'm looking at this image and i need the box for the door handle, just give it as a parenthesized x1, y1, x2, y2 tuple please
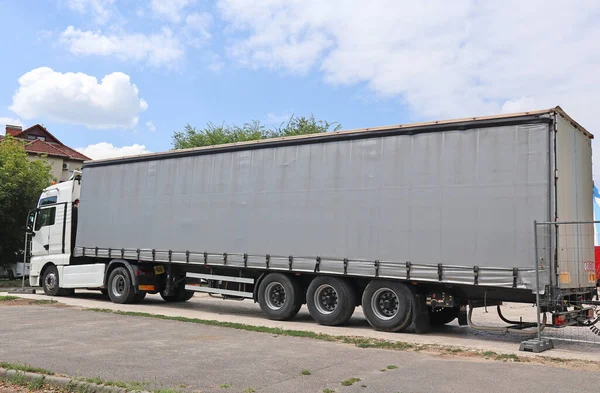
(44, 244, 49, 250)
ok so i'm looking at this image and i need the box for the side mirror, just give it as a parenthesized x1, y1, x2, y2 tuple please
(26, 210, 37, 233)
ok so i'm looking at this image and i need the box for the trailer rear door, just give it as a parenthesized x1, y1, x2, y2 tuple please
(555, 113, 595, 289)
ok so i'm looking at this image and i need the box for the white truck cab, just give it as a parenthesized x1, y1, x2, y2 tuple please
(28, 173, 105, 294)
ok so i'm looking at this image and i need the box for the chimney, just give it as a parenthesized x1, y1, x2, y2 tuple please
(5, 124, 22, 137)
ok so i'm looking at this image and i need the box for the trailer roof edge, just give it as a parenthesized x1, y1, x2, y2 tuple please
(83, 107, 591, 167)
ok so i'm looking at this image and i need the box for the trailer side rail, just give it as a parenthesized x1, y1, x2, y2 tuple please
(74, 245, 540, 289)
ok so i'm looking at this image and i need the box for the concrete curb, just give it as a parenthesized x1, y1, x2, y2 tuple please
(7, 288, 36, 294)
(0, 368, 151, 393)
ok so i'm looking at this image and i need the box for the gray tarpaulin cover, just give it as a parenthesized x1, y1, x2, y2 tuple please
(76, 123, 551, 289)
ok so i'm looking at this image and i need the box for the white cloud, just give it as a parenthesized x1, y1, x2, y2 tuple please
(185, 12, 213, 46)
(0, 117, 24, 130)
(151, 0, 194, 23)
(218, 0, 600, 182)
(9, 67, 148, 129)
(66, 0, 115, 24)
(146, 121, 156, 133)
(218, 1, 600, 119)
(500, 97, 538, 114)
(60, 26, 185, 68)
(76, 142, 151, 160)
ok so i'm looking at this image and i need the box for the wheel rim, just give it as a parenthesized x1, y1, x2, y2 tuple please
(371, 287, 399, 320)
(44, 272, 57, 291)
(314, 284, 338, 315)
(265, 282, 286, 310)
(111, 274, 127, 297)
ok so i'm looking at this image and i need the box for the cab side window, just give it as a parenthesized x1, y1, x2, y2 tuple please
(35, 207, 56, 231)
(39, 196, 57, 206)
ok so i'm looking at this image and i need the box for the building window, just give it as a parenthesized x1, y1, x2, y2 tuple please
(26, 135, 46, 141)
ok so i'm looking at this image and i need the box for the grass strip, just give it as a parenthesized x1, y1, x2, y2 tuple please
(81, 308, 600, 369)
(85, 308, 415, 350)
(0, 362, 55, 375)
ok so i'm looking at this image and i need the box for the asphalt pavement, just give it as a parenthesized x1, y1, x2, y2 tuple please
(5, 290, 600, 361)
(2, 305, 600, 393)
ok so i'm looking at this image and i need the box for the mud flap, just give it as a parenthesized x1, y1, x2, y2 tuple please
(412, 293, 431, 334)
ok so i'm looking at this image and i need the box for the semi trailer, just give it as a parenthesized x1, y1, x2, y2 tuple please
(26, 106, 598, 333)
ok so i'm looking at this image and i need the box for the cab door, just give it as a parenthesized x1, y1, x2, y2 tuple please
(48, 203, 68, 255)
(31, 206, 57, 257)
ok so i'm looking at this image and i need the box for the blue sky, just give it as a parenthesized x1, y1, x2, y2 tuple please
(1, 0, 599, 180)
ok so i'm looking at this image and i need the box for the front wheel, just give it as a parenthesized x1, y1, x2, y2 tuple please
(42, 265, 60, 296)
(361, 281, 413, 332)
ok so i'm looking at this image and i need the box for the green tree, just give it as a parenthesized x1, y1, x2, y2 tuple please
(172, 115, 341, 149)
(0, 136, 52, 265)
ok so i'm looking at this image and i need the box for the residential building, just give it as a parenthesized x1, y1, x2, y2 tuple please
(1, 124, 90, 182)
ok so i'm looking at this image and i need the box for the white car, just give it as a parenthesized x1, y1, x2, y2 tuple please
(0, 262, 30, 280)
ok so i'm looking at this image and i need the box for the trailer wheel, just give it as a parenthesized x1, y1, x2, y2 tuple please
(361, 281, 413, 332)
(258, 273, 302, 321)
(306, 277, 355, 326)
(42, 265, 61, 296)
(107, 267, 137, 304)
(428, 306, 458, 326)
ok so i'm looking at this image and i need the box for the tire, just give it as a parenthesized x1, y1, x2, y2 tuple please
(107, 267, 137, 304)
(306, 277, 356, 326)
(428, 307, 458, 326)
(257, 273, 303, 321)
(160, 285, 194, 302)
(361, 280, 413, 332)
(42, 265, 61, 296)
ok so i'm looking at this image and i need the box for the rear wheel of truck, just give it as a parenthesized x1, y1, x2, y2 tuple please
(258, 273, 303, 321)
(160, 285, 194, 302)
(107, 267, 137, 304)
(361, 280, 413, 332)
(306, 277, 356, 326)
(428, 306, 458, 326)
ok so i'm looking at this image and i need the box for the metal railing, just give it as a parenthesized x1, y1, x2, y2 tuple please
(531, 221, 600, 348)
